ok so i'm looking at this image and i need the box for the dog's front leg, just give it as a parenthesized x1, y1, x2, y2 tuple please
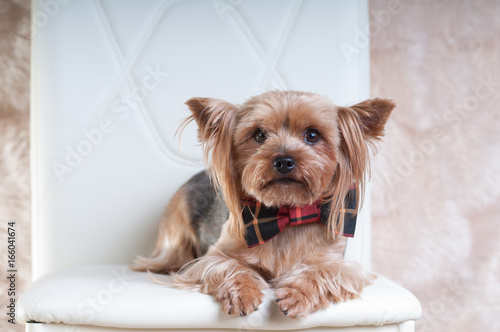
(173, 250, 268, 316)
(273, 259, 373, 319)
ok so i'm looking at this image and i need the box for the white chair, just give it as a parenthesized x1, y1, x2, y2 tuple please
(19, 0, 421, 331)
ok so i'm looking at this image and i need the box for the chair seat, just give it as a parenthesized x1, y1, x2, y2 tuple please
(17, 265, 421, 330)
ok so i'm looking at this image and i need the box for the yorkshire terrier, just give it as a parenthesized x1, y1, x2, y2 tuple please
(133, 90, 394, 319)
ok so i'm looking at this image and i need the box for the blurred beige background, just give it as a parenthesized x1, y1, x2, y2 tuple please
(1, 0, 499, 331)
(1, 1, 31, 332)
(370, 0, 500, 331)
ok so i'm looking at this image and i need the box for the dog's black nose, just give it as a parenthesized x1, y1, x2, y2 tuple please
(273, 155, 296, 174)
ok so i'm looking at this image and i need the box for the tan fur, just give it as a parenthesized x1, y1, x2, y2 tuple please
(133, 185, 198, 273)
(145, 91, 394, 318)
(184, 98, 245, 240)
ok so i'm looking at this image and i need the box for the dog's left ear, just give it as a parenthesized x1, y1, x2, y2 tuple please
(336, 98, 395, 183)
(340, 98, 395, 141)
(327, 99, 394, 238)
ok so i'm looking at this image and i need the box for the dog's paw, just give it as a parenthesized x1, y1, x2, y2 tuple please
(275, 286, 328, 319)
(328, 266, 375, 302)
(274, 263, 374, 318)
(219, 285, 262, 317)
(214, 274, 264, 317)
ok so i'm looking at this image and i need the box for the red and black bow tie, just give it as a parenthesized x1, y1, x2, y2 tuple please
(241, 188, 357, 248)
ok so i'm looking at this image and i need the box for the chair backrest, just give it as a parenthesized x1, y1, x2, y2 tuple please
(31, 0, 370, 280)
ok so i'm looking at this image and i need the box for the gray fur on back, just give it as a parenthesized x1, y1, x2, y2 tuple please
(184, 171, 229, 255)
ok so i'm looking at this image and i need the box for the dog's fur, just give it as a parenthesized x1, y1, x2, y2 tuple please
(134, 90, 394, 318)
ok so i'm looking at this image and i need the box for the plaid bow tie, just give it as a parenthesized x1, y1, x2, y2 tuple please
(242, 189, 357, 248)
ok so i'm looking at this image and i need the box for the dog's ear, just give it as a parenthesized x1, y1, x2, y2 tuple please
(336, 98, 395, 180)
(327, 99, 395, 237)
(185, 98, 239, 142)
(342, 98, 395, 140)
(185, 97, 245, 240)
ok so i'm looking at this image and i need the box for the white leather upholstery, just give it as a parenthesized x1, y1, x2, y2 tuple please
(31, 0, 371, 280)
(18, 265, 421, 329)
(24, 0, 420, 330)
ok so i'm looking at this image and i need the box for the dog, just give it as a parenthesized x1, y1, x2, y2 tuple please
(133, 90, 394, 319)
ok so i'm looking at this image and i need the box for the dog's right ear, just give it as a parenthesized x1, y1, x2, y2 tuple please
(185, 98, 238, 144)
(185, 97, 245, 240)
(185, 97, 238, 177)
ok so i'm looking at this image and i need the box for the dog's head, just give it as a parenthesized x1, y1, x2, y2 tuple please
(185, 91, 394, 240)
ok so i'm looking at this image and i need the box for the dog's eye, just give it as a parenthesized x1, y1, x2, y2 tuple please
(304, 129, 320, 144)
(254, 129, 267, 143)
